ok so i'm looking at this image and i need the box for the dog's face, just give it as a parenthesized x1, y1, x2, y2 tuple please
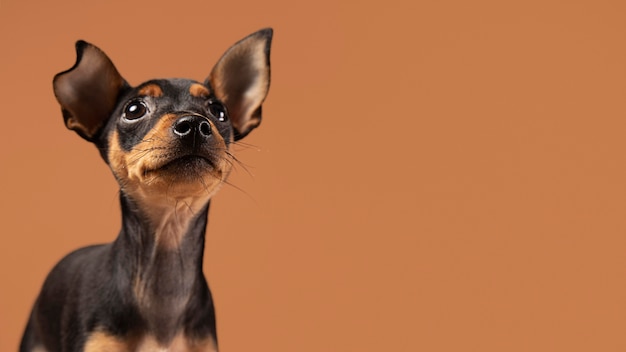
(105, 79, 235, 207)
(52, 30, 272, 209)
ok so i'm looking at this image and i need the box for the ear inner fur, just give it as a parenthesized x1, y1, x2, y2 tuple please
(53, 41, 127, 140)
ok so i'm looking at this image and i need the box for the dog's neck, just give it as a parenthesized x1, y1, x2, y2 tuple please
(112, 193, 211, 342)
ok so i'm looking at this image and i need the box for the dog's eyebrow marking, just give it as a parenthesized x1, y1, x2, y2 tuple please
(138, 84, 163, 97)
(83, 330, 129, 351)
(189, 83, 210, 98)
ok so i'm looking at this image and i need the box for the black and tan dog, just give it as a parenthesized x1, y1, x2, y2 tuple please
(20, 28, 272, 352)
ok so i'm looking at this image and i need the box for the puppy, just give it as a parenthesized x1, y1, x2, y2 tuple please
(20, 28, 272, 352)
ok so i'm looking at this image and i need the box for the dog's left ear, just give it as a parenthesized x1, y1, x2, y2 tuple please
(205, 28, 272, 140)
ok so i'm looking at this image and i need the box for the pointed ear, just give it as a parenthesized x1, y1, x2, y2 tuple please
(205, 28, 272, 140)
(53, 41, 128, 141)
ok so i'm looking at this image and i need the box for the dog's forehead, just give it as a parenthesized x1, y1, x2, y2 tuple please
(135, 78, 210, 98)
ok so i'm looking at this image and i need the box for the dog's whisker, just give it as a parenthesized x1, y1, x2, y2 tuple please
(230, 140, 261, 151)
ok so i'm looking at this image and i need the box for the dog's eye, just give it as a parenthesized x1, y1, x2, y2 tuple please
(123, 100, 148, 120)
(208, 101, 227, 122)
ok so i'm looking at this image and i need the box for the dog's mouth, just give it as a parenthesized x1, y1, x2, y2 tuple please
(145, 153, 219, 177)
(160, 154, 213, 171)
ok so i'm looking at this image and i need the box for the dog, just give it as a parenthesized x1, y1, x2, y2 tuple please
(19, 28, 272, 352)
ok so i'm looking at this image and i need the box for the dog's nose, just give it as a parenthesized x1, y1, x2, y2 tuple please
(173, 115, 212, 139)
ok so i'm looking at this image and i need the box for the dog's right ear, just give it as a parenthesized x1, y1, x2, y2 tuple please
(206, 29, 272, 141)
(53, 41, 128, 141)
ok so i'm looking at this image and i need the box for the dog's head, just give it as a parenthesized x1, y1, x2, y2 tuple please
(53, 29, 272, 209)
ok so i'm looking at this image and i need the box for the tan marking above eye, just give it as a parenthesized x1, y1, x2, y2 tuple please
(84, 330, 218, 352)
(138, 84, 163, 97)
(189, 83, 210, 98)
(84, 331, 130, 352)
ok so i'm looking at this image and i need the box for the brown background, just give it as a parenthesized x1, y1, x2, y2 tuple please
(1, 0, 626, 351)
